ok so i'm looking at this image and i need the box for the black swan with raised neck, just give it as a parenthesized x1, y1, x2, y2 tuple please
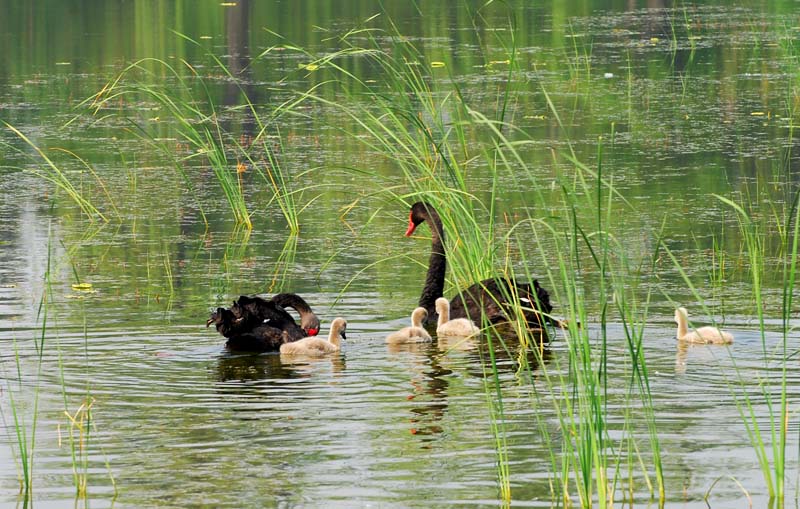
(405, 201, 555, 332)
(206, 293, 321, 352)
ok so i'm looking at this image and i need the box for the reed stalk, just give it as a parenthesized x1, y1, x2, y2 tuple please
(3, 123, 107, 222)
(4, 226, 57, 499)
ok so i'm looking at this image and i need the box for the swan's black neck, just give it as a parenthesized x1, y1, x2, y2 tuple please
(419, 207, 446, 319)
(271, 293, 312, 314)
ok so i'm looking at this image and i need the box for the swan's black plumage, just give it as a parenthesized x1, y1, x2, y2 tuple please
(206, 307, 290, 352)
(206, 293, 321, 352)
(230, 295, 308, 341)
(405, 201, 555, 332)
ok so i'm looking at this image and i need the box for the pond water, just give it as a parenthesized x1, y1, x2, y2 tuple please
(1, 1, 800, 508)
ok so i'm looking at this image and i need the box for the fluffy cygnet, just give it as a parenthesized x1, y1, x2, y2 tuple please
(280, 318, 347, 356)
(386, 307, 432, 344)
(674, 307, 733, 344)
(435, 297, 480, 337)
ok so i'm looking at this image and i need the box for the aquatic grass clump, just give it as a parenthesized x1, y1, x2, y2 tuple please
(660, 184, 798, 505)
(716, 191, 796, 503)
(267, 29, 511, 288)
(62, 398, 95, 497)
(85, 57, 252, 228)
(271, 17, 672, 506)
(84, 38, 313, 233)
(502, 151, 667, 507)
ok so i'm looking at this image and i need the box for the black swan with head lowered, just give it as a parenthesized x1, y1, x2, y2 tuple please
(206, 306, 292, 352)
(231, 294, 321, 339)
(205, 293, 321, 352)
(405, 202, 555, 332)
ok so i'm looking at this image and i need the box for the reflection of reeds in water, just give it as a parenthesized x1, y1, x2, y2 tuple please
(209, 226, 252, 299)
(266, 234, 298, 294)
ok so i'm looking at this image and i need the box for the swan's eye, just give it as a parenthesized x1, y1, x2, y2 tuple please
(307, 328, 319, 336)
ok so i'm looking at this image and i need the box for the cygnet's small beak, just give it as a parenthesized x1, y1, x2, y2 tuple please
(341, 331, 347, 340)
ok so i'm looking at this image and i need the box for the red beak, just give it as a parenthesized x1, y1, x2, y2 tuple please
(307, 328, 319, 336)
(405, 212, 416, 237)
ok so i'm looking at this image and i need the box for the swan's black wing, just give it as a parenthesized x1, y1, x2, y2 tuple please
(225, 324, 288, 352)
(207, 307, 251, 339)
(207, 307, 231, 336)
(230, 295, 307, 340)
(449, 278, 554, 330)
(515, 279, 556, 328)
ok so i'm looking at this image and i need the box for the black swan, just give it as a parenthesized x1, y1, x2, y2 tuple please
(405, 201, 555, 331)
(205, 293, 321, 352)
(206, 306, 292, 352)
(280, 318, 347, 356)
(233, 294, 321, 339)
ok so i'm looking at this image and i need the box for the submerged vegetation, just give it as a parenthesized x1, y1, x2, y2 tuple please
(2, 2, 800, 508)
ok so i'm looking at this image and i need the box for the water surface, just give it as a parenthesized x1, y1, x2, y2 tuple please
(1, 2, 799, 507)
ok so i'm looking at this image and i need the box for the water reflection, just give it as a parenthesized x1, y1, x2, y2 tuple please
(674, 340, 732, 375)
(386, 333, 549, 439)
(214, 351, 300, 383)
(214, 349, 346, 384)
(386, 341, 451, 438)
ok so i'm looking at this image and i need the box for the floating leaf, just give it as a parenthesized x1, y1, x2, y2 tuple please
(750, 111, 765, 116)
(430, 61, 446, 68)
(220, 2, 237, 6)
(71, 282, 94, 291)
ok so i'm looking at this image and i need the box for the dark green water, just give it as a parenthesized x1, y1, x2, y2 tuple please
(1, 1, 799, 507)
